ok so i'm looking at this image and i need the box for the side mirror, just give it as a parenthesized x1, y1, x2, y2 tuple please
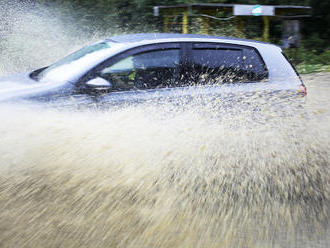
(86, 77, 113, 91)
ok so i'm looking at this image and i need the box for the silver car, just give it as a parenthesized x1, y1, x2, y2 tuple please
(0, 33, 306, 106)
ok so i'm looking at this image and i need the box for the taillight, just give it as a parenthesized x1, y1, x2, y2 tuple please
(297, 85, 307, 96)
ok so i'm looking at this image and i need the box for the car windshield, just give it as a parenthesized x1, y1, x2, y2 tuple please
(32, 41, 117, 83)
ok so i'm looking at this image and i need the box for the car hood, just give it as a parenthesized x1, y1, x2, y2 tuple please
(0, 72, 67, 102)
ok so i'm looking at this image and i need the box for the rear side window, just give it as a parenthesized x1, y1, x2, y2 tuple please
(192, 48, 242, 69)
(190, 43, 268, 84)
(243, 48, 268, 81)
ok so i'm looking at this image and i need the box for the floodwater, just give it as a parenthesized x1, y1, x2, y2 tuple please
(0, 75, 329, 248)
(1, 2, 330, 248)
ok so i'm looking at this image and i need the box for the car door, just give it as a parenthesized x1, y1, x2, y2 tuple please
(183, 42, 274, 111)
(76, 42, 187, 105)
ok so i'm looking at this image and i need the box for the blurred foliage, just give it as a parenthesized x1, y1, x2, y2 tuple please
(18, 0, 330, 73)
(284, 48, 330, 74)
(31, 0, 329, 37)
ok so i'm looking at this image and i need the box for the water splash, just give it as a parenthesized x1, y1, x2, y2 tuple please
(0, 87, 329, 247)
(0, 0, 109, 76)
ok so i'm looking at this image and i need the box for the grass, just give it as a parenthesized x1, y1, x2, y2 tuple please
(296, 64, 330, 74)
(284, 48, 330, 74)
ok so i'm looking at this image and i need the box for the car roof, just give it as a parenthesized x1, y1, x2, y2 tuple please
(105, 33, 273, 46)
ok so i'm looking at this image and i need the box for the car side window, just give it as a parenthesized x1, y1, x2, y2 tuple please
(190, 43, 268, 85)
(97, 48, 180, 91)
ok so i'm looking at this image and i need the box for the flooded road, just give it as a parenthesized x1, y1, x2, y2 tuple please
(0, 72, 329, 248)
